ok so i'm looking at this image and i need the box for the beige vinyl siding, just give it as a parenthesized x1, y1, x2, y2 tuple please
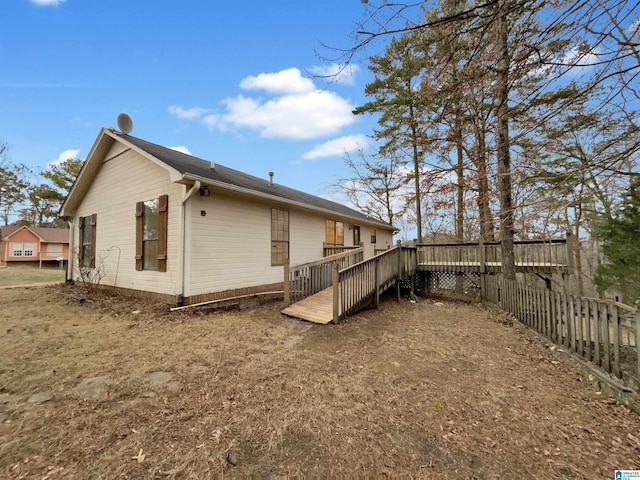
(371, 228, 393, 256)
(72, 145, 182, 296)
(289, 211, 326, 264)
(187, 192, 279, 296)
(186, 190, 394, 297)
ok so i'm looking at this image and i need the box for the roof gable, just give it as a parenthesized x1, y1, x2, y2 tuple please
(61, 129, 182, 216)
(0, 225, 70, 243)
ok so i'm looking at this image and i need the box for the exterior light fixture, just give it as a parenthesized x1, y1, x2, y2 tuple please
(199, 185, 211, 197)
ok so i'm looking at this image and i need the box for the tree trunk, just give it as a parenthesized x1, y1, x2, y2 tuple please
(409, 104, 423, 242)
(455, 112, 465, 242)
(496, 0, 516, 279)
(473, 117, 495, 241)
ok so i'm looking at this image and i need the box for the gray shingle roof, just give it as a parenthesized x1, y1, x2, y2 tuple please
(117, 133, 393, 228)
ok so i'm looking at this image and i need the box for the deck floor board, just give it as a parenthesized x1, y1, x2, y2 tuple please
(281, 288, 335, 324)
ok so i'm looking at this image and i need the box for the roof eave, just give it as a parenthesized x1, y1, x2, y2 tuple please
(181, 173, 395, 230)
(61, 128, 114, 216)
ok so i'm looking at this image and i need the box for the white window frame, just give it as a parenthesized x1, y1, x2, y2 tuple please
(11, 243, 34, 257)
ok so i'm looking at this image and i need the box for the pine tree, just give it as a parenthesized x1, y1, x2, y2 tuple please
(594, 177, 640, 305)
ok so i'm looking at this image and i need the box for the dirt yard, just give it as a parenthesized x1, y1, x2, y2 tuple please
(1, 285, 639, 479)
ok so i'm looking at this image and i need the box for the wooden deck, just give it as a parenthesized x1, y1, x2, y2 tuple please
(417, 239, 573, 274)
(281, 238, 575, 324)
(281, 287, 335, 324)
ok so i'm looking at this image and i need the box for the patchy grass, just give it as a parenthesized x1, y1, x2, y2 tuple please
(1, 285, 639, 479)
(0, 266, 64, 287)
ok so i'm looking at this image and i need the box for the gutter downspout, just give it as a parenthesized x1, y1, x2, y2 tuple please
(66, 217, 75, 283)
(176, 180, 200, 306)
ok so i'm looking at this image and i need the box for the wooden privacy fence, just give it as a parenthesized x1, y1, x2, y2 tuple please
(417, 238, 573, 274)
(284, 247, 364, 306)
(483, 275, 640, 392)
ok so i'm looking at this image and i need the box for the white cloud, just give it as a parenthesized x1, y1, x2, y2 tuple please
(203, 89, 355, 140)
(239, 68, 315, 95)
(168, 105, 208, 120)
(30, 0, 65, 5)
(302, 134, 369, 159)
(171, 68, 357, 140)
(48, 148, 80, 168)
(308, 63, 359, 85)
(562, 45, 600, 68)
(168, 146, 192, 155)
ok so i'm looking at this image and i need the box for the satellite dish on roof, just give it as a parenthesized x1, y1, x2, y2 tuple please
(117, 113, 133, 135)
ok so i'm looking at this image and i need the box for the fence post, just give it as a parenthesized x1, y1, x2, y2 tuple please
(611, 304, 620, 378)
(283, 259, 290, 307)
(396, 239, 402, 302)
(332, 261, 339, 324)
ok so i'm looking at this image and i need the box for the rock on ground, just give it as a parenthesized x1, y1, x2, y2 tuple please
(27, 392, 53, 404)
(145, 371, 181, 392)
(71, 376, 110, 402)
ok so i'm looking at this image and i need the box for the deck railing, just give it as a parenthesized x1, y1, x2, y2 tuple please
(284, 247, 364, 307)
(323, 243, 362, 257)
(483, 275, 639, 392)
(417, 238, 572, 273)
(337, 242, 417, 320)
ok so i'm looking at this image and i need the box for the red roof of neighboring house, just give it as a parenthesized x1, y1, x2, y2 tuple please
(0, 225, 70, 243)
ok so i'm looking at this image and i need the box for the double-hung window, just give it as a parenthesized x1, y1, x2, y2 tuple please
(136, 195, 168, 272)
(271, 208, 289, 266)
(325, 220, 344, 246)
(11, 243, 33, 257)
(142, 199, 159, 271)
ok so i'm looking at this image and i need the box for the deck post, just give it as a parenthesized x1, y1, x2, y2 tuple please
(283, 259, 290, 307)
(566, 231, 575, 274)
(410, 238, 417, 295)
(636, 310, 640, 386)
(332, 261, 339, 323)
(374, 259, 380, 309)
(479, 239, 486, 300)
(396, 240, 402, 302)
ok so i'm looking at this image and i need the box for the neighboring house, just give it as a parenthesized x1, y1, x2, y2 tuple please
(60, 128, 396, 305)
(0, 225, 70, 267)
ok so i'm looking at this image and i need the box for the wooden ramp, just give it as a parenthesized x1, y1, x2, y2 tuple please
(281, 287, 335, 324)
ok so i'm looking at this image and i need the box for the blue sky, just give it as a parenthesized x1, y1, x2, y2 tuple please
(1, 0, 382, 200)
